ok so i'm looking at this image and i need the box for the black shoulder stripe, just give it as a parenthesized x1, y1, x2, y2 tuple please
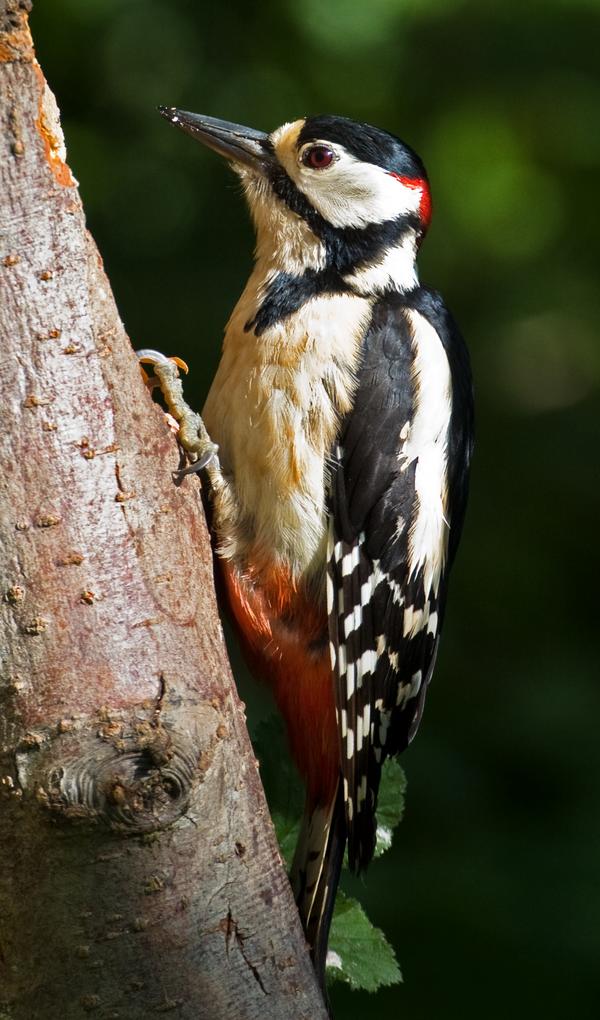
(340, 303, 414, 542)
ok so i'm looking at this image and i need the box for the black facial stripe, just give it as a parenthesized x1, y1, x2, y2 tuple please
(245, 217, 422, 334)
(247, 167, 421, 335)
(267, 163, 325, 234)
(245, 269, 351, 336)
(326, 214, 421, 273)
(266, 163, 420, 276)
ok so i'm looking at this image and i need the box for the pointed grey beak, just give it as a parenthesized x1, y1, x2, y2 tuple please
(158, 107, 272, 172)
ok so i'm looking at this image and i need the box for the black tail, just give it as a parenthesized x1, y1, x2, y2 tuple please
(291, 782, 346, 994)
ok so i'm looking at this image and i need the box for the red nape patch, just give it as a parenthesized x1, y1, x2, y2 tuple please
(389, 173, 432, 229)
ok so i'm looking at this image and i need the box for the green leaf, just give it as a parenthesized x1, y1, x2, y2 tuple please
(327, 891, 402, 992)
(373, 758, 407, 858)
(253, 716, 304, 868)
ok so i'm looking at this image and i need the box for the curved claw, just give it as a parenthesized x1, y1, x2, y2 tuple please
(134, 347, 218, 483)
(137, 349, 190, 391)
(170, 356, 189, 373)
(136, 348, 173, 367)
(173, 443, 219, 482)
(136, 349, 189, 374)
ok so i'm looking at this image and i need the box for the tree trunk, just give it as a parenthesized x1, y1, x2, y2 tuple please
(0, 3, 327, 1017)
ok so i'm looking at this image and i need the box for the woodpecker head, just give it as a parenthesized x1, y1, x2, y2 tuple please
(159, 109, 431, 291)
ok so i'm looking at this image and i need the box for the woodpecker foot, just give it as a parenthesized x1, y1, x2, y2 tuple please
(136, 349, 219, 479)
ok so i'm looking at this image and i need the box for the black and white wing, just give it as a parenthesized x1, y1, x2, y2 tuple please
(327, 288, 474, 871)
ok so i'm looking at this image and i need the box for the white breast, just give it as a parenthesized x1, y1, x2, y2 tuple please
(202, 268, 372, 577)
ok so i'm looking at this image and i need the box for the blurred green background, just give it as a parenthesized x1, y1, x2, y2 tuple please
(32, 1, 600, 1017)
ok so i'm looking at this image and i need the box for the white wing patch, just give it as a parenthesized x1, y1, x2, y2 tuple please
(402, 308, 453, 600)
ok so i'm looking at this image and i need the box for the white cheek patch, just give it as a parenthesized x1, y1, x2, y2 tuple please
(304, 158, 422, 229)
(275, 135, 424, 229)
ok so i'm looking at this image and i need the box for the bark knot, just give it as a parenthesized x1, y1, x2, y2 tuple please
(39, 725, 200, 834)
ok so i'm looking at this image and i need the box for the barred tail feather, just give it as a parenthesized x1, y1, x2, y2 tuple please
(291, 783, 346, 992)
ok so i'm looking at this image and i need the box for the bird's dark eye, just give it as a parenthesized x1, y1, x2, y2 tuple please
(302, 145, 335, 170)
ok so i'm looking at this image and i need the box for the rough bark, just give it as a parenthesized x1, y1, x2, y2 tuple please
(0, 4, 327, 1018)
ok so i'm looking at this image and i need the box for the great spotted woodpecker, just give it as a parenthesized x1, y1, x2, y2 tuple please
(140, 110, 474, 988)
